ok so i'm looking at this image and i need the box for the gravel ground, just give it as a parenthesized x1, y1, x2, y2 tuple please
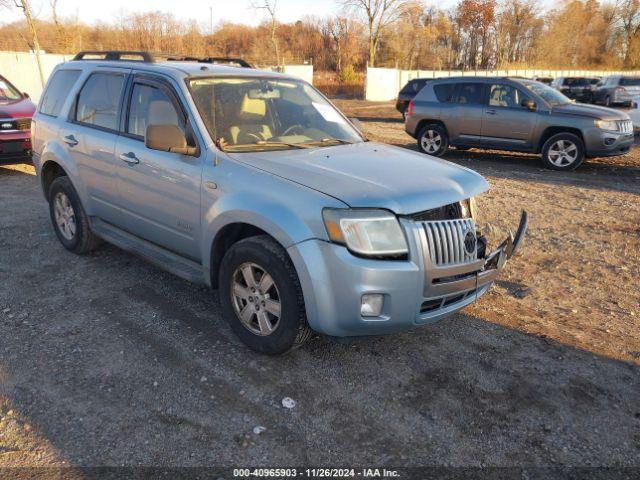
(1, 100, 639, 470)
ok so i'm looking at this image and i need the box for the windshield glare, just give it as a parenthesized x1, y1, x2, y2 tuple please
(0, 77, 22, 102)
(524, 81, 571, 106)
(189, 77, 363, 151)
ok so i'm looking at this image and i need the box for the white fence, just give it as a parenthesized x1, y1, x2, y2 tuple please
(365, 67, 640, 101)
(0, 51, 314, 103)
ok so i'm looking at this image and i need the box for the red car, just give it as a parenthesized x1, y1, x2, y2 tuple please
(0, 74, 36, 162)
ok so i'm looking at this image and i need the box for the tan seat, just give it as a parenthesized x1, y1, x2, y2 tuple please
(229, 95, 273, 144)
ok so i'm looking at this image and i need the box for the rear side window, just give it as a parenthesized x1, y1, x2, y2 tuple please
(75, 73, 126, 131)
(455, 83, 484, 104)
(39, 70, 81, 117)
(434, 84, 454, 102)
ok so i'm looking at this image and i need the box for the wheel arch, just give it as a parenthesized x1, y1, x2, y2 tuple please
(40, 160, 69, 201)
(416, 119, 448, 138)
(537, 127, 585, 153)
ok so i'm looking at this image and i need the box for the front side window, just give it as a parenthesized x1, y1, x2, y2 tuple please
(39, 70, 81, 117)
(0, 76, 23, 103)
(75, 73, 125, 131)
(189, 76, 363, 152)
(127, 83, 185, 138)
(488, 84, 526, 108)
(455, 83, 484, 104)
(620, 77, 640, 86)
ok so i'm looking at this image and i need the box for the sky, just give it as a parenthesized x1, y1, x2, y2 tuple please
(0, 0, 357, 28)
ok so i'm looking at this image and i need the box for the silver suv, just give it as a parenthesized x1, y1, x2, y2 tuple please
(32, 51, 527, 354)
(405, 77, 634, 170)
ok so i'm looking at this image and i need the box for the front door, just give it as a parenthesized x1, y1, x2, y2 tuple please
(481, 83, 538, 151)
(115, 74, 203, 261)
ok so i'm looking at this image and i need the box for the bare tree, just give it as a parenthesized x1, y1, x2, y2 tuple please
(1, 0, 45, 87)
(251, 0, 281, 66)
(340, 0, 410, 66)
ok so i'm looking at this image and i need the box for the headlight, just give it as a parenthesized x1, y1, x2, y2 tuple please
(322, 208, 408, 257)
(595, 119, 618, 131)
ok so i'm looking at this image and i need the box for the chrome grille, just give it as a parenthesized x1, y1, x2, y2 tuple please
(618, 120, 633, 134)
(421, 218, 477, 266)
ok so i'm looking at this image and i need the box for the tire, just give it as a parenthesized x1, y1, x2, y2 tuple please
(541, 133, 585, 171)
(417, 124, 449, 157)
(605, 95, 611, 107)
(218, 235, 313, 355)
(48, 176, 101, 254)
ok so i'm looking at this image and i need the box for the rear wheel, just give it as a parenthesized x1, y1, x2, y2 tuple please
(219, 235, 312, 355)
(417, 124, 449, 157)
(541, 133, 585, 171)
(604, 95, 612, 107)
(48, 176, 101, 253)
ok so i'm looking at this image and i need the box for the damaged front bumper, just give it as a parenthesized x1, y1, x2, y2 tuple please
(287, 211, 528, 337)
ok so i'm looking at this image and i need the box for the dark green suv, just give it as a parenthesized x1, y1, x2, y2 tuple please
(405, 77, 634, 170)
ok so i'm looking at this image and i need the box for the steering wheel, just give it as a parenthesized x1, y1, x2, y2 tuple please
(281, 125, 304, 137)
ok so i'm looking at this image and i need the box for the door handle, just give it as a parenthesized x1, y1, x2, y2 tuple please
(486, 109, 496, 115)
(63, 134, 78, 147)
(119, 152, 140, 165)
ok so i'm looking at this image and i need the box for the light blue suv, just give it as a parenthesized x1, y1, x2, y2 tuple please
(31, 51, 527, 354)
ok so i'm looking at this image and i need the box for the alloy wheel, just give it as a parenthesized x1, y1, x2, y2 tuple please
(53, 191, 76, 240)
(547, 139, 578, 167)
(421, 129, 442, 154)
(230, 262, 281, 336)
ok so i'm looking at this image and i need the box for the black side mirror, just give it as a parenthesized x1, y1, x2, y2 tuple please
(23, 92, 30, 99)
(522, 99, 537, 111)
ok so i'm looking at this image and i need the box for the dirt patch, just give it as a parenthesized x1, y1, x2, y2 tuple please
(1, 102, 639, 469)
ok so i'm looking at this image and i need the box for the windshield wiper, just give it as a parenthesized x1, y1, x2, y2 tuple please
(304, 138, 354, 146)
(223, 140, 311, 151)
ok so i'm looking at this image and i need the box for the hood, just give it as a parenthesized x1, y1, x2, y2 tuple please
(0, 97, 36, 119)
(228, 142, 489, 215)
(552, 102, 630, 120)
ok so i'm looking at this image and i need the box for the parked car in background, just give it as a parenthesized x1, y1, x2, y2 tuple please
(550, 77, 600, 103)
(592, 75, 640, 107)
(532, 76, 553, 85)
(0, 74, 35, 162)
(405, 76, 633, 170)
(31, 51, 527, 355)
(396, 78, 428, 118)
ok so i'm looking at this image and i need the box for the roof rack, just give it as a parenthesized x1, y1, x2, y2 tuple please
(72, 51, 155, 62)
(166, 56, 253, 68)
(71, 51, 253, 68)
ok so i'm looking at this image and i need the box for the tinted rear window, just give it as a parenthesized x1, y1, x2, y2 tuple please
(455, 83, 484, 104)
(39, 70, 81, 117)
(401, 79, 427, 94)
(565, 78, 590, 86)
(75, 73, 126, 131)
(620, 77, 640, 86)
(434, 84, 454, 102)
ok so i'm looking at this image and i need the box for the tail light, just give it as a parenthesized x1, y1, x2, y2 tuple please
(407, 100, 414, 118)
(616, 86, 627, 93)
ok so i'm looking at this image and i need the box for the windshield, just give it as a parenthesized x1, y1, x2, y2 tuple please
(0, 76, 22, 102)
(565, 78, 590, 87)
(524, 81, 571, 106)
(189, 76, 364, 152)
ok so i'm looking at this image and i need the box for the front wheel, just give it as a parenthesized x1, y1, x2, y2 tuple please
(219, 235, 313, 355)
(541, 133, 585, 171)
(417, 124, 449, 156)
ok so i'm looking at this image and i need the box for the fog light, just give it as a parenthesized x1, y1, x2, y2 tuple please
(604, 137, 615, 146)
(361, 294, 384, 317)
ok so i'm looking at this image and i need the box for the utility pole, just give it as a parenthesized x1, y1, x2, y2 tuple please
(210, 6, 213, 35)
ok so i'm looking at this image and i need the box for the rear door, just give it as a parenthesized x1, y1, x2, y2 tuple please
(440, 82, 486, 145)
(481, 82, 538, 150)
(114, 73, 203, 261)
(60, 69, 129, 226)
